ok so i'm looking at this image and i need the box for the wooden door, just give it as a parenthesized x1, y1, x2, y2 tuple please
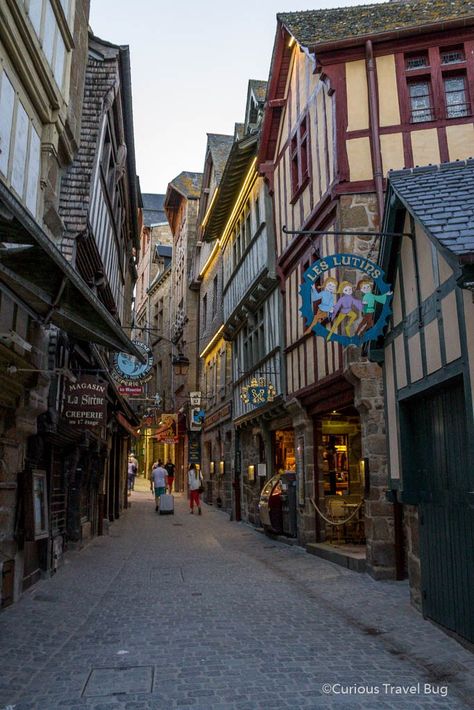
(401, 378, 474, 643)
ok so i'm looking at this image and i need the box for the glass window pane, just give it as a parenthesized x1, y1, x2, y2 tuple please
(441, 49, 465, 65)
(43, 1, 55, 64)
(445, 77, 468, 118)
(11, 102, 29, 197)
(28, 0, 43, 37)
(26, 126, 41, 215)
(0, 72, 15, 177)
(409, 82, 430, 98)
(54, 33, 66, 88)
(59, 0, 71, 23)
(409, 82, 433, 122)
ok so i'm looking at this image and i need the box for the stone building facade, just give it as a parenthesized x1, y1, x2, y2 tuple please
(194, 134, 234, 512)
(164, 172, 202, 491)
(134, 195, 174, 474)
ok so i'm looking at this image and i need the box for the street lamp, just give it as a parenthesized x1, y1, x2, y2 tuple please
(172, 353, 190, 376)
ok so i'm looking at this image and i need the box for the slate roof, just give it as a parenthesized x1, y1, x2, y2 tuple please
(249, 79, 267, 103)
(387, 160, 474, 257)
(156, 244, 172, 259)
(278, 0, 474, 48)
(207, 134, 234, 184)
(142, 193, 167, 226)
(168, 171, 202, 199)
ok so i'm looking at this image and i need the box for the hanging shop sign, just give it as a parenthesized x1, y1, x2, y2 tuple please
(240, 377, 276, 407)
(188, 431, 201, 465)
(141, 411, 157, 428)
(155, 413, 179, 444)
(112, 341, 153, 387)
(118, 384, 144, 396)
(63, 376, 107, 432)
(189, 408, 205, 431)
(189, 391, 202, 406)
(299, 253, 392, 346)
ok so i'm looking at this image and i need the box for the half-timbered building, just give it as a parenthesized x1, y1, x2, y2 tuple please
(378, 160, 474, 645)
(164, 171, 202, 491)
(258, 0, 474, 576)
(194, 134, 234, 512)
(0, 7, 140, 606)
(203, 81, 286, 525)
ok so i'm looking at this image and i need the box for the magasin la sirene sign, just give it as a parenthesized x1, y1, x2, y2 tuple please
(63, 376, 107, 432)
(300, 253, 393, 347)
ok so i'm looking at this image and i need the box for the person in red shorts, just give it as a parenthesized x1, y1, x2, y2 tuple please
(188, 463, 203, 515)
(165, 459, 175, 494)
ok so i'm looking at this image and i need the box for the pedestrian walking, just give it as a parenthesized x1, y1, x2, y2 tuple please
(188, 463, 203, 515)
(151, 460, 167, 512)
(127, 455, 137, 495)
(165, 459, 175, 494)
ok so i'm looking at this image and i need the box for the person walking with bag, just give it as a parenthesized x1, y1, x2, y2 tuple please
(188, 463, 203, 515)
(151, 460, 167, 513)
(127, 455, 137, 495)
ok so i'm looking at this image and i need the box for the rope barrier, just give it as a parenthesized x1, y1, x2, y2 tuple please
(310, 497, 363, 526)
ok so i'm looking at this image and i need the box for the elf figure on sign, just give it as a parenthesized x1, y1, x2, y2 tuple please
(326, 281, 362, 341)
(355, 279, 393, 337)
(305, 277, 338, 334)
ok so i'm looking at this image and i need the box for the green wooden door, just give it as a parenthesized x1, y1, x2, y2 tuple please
(401, 378, 474, 643)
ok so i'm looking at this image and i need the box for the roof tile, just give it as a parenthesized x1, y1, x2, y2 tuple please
(388, 160, 474, 258)
(278, 1, 474, 48)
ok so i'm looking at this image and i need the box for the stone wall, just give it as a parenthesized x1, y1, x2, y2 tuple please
(286, 400, 317, 546)
(239, 427, 264, 526)
(344, 354, 396, 580)
(404, 505, 422, 609)
(201, 422, 233, 513)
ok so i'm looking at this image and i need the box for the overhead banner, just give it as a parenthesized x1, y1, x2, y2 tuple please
(299, 253, 392, 346)
(63, 376, 107, 432)
(155, 414, 179, 444)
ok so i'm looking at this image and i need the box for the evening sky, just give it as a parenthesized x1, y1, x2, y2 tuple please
(90, 0, 385, 193)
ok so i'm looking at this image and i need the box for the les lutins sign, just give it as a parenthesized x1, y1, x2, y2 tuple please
(300, 253, 392, 347)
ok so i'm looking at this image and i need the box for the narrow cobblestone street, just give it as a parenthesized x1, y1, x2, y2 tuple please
(1, 483, 473, 710)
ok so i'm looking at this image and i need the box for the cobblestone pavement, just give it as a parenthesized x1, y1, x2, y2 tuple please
(1, 485, 473, 710)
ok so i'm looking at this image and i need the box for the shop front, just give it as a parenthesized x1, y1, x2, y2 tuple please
(314, 408, 365, 546)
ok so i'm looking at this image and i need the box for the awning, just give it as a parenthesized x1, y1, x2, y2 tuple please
(0, 182, 142, 359)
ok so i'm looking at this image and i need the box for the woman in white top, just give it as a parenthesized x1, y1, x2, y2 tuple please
(188, 464, 203, 515)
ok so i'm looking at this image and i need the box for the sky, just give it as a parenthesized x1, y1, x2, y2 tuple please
(89, 0, 385, 195)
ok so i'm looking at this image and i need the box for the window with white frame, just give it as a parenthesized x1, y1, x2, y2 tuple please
(24, 0, 70, 91)
(0, 68, 41, 216)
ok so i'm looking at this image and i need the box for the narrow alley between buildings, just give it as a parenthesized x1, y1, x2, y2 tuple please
(0, 484, 473, 710)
